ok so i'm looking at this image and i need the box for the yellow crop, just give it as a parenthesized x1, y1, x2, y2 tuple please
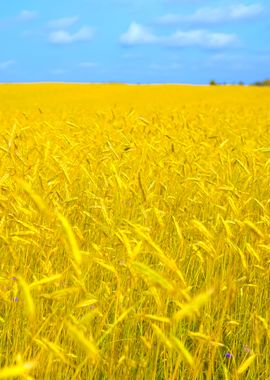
(0, 84, 269, 379)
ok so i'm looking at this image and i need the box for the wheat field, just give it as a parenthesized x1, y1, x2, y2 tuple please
(0, 84, 269, 379)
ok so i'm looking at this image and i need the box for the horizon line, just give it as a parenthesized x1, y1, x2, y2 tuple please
(0, 81, 254, 86)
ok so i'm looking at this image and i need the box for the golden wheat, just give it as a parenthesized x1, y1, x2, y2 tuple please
(0, 84, 269, 379)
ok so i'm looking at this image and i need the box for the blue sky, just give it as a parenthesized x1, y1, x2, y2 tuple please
(0, 0, 269, 84)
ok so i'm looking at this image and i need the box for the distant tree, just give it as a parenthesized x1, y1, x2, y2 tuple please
(262, 79, 270, 86)
(238, 81, 244, 86)
(252, 79, 270, 86)
(209, 80, 217, 86)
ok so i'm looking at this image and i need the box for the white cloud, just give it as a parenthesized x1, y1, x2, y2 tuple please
(167, 30, 237, 48)
(49, 26, 94, 44)
(120, 23, 237, 49)
(230, 4, 264, 19)
(19, 10, 38, 21)
(48, 17, 79, 29)
(120, 22, 158, 45)
(0, 60, 15, 70)
(157, 3, 264, 25)
(79, 62, 97, 68)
